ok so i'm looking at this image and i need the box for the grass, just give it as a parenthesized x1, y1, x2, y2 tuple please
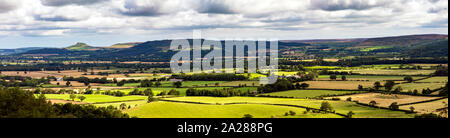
(302, 81, 374, 90)
(395, 83, 446, 93)
(415, 77, 448, 83)
(94, 100, 148, 108)
(317, 75, 425, 81)
(218, 81, 260, 87)
(360, 46, 393, 52)
(304, 66, 340, 70)
(399, 98, 448, 115)
(331, 69, 435, 76)
(40, 94, 147, 103)
(160, 97, 414, 118)
(259, 90, 362, 99)
(126, 101, 341, 118)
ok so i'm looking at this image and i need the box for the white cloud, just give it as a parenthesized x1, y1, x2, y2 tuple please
(0, 0, 447, 39)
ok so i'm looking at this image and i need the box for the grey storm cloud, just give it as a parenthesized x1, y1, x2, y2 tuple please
(197, 0, 236, 14)
(0, 0, 19, 13)
(311, 0, 390, 11)
(34, 15, 82, 22)
(41, 0, 109, 6)
(118, 0, 164, 16)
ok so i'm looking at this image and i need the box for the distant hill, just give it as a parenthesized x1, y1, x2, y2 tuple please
(0, 47, 47, 55)
(107, 42, 142, 49)
(357, 34, 448, 47)
(13, 34, 449, 61)
(66, 42, 100, 51)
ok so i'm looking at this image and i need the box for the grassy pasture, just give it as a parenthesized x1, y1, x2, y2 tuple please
(126, 101, 341, 118)
(360, 46, 393, 52)
(104, 87, 257, 96)
(40, 94, 147, 103)
(259, 90, 362, 99)
(399, 98, 448, 116)
(218, 81, 260, 87)
(332, 93, 441, 107)
(316, 75, 425, 81)
(303, 81, 374, 90)
(395, 83, 446, 93)
(331, 69, 435, 76)
(161, 97, 414, 118)
(415, 77, 448, 83)
(94, 100, 148, 108)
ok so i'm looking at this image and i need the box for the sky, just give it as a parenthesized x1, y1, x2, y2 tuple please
(0, 0, 448, 49)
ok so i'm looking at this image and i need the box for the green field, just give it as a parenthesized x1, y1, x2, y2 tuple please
(94, 100, 148, 108)
(415, 77, 448, 83)
(395, 83, 446, 93)
(126, 101, 341, 118)
(218, 81, 260, 87)
(41, 94, 147, 103)
(360, 46, 393, 52)
(160, 97, 414, 118)
(331, 69, 435, 76)
(317, 75, 425, 81)
(258, 90, 362, 99)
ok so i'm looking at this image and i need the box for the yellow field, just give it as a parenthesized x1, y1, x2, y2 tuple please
(303, 81, 374, 90)
(333, 93, 441, 107)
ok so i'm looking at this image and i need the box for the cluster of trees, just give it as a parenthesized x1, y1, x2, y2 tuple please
(434, 66, 448, 76)
(257, 79, 295, 93)
(128, 88, 154, 96)
(102, 90, 126, 97)
(186, 88, 253, 97)
(0, 76, 51, 87)
(0, 88, 129, 118)
(64, 77, 111, 85)
(171, 73, 247, 81)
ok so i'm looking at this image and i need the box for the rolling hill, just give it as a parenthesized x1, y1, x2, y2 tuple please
(11, 34, 449, 61)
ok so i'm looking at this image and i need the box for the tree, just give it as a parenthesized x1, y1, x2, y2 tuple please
(330, 74, 337, 80)
(369, 101, 377, 107)
(389, 102, 399, 110)
(66, 81, 71, 86)
(341, 75, 347, 81)
(120, 103, 127, 110)
(295, 83, 301, 89)
(83, 81, 90, 86)
(168, 89, 180, 96)
(144, 88, 154, 96)
(384, 80, 395, 92)
(289, 110, 296, 116)
(374, 81, 382, 91)
(243, 114, 253, 118)
(70, 94, 77, 101)
(346, 97, 352, 102)
(439, 82, 448, 96)
(147, 95, 158, 103)
(300, 83, 309, 89)
(77, 96, 86, 102)
(409, 106, 415, 112)
(358, 85, 364, 90)
(347, 111, 355, 118)
(404, 76, 413, 83)
(155, 81, 162, 87)
(173, 81, 183, 88)
(393, 87, 402, 94)
(320, 101, 333, 112)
